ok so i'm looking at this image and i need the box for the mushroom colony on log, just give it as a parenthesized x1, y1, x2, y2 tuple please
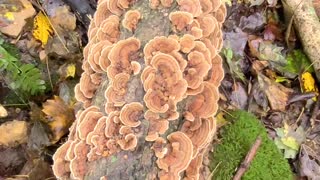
(52, 0, 226, 179)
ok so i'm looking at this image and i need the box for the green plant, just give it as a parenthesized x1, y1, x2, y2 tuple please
(0, 39, 46, 97)
(210, 110, 293, 180)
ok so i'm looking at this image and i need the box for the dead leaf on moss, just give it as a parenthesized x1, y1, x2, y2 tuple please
(258, 73, 293, 111)
(0, 120, 28, 146)
(42, 96, 75, 143)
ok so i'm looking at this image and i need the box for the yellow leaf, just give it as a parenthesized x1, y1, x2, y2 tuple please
(66, 63, 76, 78)
(32, 12, 53, 47)
(42, 96, 75, 143)
(4, 12, 14, 21)
(216, 111, 228, 127)
(301, 72, 319, 101)
(281, 136, 299, 151)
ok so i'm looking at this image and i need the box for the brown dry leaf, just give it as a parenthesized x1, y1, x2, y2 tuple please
(0, 120, 28, 146)
(42, 96, 75, 143)
(50, 6, 76, 32)
(0, 0, 36, 37)
(230, 82, 248, 109)
(258, 73, 293, 111)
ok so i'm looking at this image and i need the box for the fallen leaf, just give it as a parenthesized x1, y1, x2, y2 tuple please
(258, 73, 293, 111)
(42, 96, 75, 143)
(0, 104, 8, 118)
(224, 28, 248, 57)
(0, 146, 27, 176)
(50, 6, 77, 32)
(301, 72, 319, 101)
(230, 82, 248, 109)
(0, 0, 36, 37)
(58, 63, 76, 80)
(239, 12, 265, 32)
(275, 124, 306, 159)
(216, 111, 228, 127)
(223, 48, 246, 82)
(33, 12, 53, 47)
(19, 158, 54, 180)
(250, 0, 265, 6)
(300, 146, 320, 179)
(0, 120, 28, 146)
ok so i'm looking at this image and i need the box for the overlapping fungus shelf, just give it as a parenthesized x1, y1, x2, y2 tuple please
(52, 0, 226, 179)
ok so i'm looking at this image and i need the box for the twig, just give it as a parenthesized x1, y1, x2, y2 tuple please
(45, 56, 54, 91)
(233, 136, 262, 180)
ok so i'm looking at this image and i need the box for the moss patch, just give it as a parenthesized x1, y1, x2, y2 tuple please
(210, 110, 293, 180)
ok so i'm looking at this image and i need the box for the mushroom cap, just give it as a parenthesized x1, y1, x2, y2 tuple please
(169, 11, 194, 31)
(179, 34, 196, 53)
(143, 36, 180, 65)
(185, 51, 211, 89)
(160, 0, 173, 7)
(99, 15, 120, 43)
(105, 111, 121, 138)
(142, 53, 187, 113)
(79, 72, 97, 98)
(70, 141, 90, 179)
(107, 37, 141, 79)
(157, 131, 193, 178)
(177, 0, 202, 17)
(117, 133, 138, 151)
(107, 0, 124, 16)
(122, 10, 141, 32)
(78, 111, 104, 140)
(105, 73, 131, 106)
(208, 54, 224, 87)
(198, 14, 218, 38)
(94, 0, 112, 26)
(152, 137, 168, 158)
(52, 140, 72, 179)
(186, 82, 219, 118)
(181, 118, 212, 157)
(119, 102, 144, 127)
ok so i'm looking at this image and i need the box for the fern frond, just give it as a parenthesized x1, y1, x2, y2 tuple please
(0, 42, 46, 96)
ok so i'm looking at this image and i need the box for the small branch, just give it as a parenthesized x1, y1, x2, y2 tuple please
(233, 136, 262, 180)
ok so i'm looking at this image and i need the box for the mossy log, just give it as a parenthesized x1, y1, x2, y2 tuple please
(52, 0, 226, 179)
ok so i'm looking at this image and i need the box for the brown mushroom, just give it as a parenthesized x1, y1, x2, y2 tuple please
(156, 131, 193, 179)
(119, 102, 144, 127)
(117, 133, 138, 151)
(169, 11, 194, 31)
(52, 140, 71, 179)
(122, 10, 141, 32)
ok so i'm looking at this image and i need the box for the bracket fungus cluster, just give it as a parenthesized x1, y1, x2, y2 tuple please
(53, 0, 226, 179)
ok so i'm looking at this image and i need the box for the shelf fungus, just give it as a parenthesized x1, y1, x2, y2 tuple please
(52, 0, 226, 179)
(122, 10, 141, 32)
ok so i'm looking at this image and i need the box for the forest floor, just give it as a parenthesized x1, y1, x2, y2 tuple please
(0, 0, 320, 179)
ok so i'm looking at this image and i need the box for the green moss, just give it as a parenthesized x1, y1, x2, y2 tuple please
(210, 110, 293, 180)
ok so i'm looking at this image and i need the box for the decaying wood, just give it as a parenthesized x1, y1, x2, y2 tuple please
(284, 0, 320, 81)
